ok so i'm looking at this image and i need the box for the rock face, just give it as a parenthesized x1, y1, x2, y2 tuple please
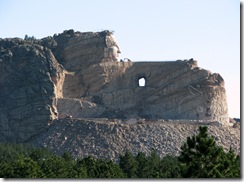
(0, 38, 65, 142)
(38, 30, 229, 124)
(0, 29, 236, 159)
(58, 60, 228, 123)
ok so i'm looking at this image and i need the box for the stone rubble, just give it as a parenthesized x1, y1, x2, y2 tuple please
(32, 118, 240, 161)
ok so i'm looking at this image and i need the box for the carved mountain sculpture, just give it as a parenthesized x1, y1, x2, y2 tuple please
(0, 30, 238, 159)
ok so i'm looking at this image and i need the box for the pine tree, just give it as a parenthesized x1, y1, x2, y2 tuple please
(144, 149, 161, 178)
(119, 151, 138, 178)
(178, 126, 240, 178)
(7, 156, 43, 178)
(159, 155, 182, 178)
(135, 152, 147, 177)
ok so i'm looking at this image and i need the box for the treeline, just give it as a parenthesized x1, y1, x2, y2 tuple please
(0, 126, 240, 178)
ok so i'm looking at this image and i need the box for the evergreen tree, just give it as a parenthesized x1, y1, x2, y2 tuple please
(135, 152, 147, 177)
(74, 159, 88, 178)
(142, 149, 161, 178)
(159, 155, 182, 178)
(0, 143, 33, 163)
(80, 156, 98, 178)
(40, 155, 76, 178)
(93, 159, 125, 178)
(178, 126, 240, 178)
(1, 156, 44, 178)
(29, 147, 53, 163)
(119, 151, 138, 178)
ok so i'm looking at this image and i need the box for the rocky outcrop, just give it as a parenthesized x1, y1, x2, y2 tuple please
(0, 39, 65, 142)
(0, 30, 120, 143)
(0, 29, 236, 160)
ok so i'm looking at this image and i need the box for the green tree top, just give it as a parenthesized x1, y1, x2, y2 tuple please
(178, 126, 240, 178)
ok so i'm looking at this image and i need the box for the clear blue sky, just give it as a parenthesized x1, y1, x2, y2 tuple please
(0, 0, 240, 118)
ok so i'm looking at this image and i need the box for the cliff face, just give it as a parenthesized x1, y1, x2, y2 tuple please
(0, 30, 235, 158)
(0, 30, 121, 142)
(0, 39, 65, 142)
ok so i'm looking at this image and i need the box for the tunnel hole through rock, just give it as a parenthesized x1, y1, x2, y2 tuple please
(138, 77, 146, 87)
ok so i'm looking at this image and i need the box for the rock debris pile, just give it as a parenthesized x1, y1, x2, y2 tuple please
(33, 118, 240, 161)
